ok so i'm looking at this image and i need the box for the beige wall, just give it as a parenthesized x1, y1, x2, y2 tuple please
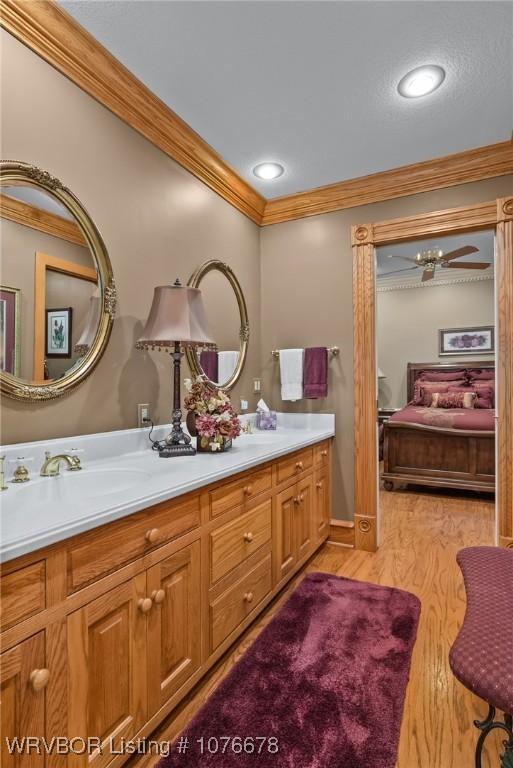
(377, 279, 495, 408)
(1, 31, 512, 521)
(0, 31, 261, 445)
(260, 174, 512, 520)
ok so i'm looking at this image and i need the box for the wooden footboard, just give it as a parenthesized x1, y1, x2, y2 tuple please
(382, 421, 495, 493)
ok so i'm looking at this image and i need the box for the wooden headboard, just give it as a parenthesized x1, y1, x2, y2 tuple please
(406, 361, 495, 402)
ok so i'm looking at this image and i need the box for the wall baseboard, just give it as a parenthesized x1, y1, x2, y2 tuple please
(327, 519, 355, 548)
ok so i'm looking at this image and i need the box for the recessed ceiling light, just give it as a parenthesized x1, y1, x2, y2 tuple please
(252, 162, 285, 180)
(397, 65, 445, 99)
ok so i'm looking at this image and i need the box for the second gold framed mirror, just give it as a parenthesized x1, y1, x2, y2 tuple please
(185, 260, 249, 391)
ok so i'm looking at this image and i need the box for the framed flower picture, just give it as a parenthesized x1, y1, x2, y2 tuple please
(0, 286, 21, 376)
(46, 308, 73, 358)
(439, 326, 494, 356)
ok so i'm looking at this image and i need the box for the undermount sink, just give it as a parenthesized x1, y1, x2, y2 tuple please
(9, 467, 151, 503)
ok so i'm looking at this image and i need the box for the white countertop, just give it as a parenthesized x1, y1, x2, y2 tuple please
(1, 413, 334, 563)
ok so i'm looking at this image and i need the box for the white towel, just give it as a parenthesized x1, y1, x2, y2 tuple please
(279, 349, 304, 401)
(218, 351, 239, 384)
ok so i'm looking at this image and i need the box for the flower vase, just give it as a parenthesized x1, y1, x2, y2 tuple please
(196, 435, 232, 453)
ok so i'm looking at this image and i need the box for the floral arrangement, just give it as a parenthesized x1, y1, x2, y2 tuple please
(184, 376, 241, 451)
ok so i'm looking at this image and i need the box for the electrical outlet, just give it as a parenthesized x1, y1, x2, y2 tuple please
(138, 403, 150, 428)
(253, 378, 261, 394)
(240, 399, 249, 411)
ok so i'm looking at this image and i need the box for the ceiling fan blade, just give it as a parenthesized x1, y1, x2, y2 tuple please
(422, 268, 435, 282)
(443, 261, 490, 270)
(442, 245, 479, 262)
(393, 255, 420, 265)
(381, 266, 418, 276)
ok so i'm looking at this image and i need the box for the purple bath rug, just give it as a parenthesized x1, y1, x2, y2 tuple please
(159, 572, 421, 768)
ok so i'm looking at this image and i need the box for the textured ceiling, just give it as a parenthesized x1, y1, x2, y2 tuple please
(60, 1, 513, 198)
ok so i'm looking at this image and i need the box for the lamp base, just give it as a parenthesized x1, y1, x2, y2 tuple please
(159, 410, 196, 457)
(158, 443, 196, 458)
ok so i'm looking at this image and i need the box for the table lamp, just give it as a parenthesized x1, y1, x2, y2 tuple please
(136, 278, 214, 457)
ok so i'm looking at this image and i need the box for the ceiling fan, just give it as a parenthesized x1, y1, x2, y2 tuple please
(386, 245, 490, 282)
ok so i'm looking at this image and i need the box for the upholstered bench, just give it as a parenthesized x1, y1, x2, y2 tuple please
(449, 547, 513, 768)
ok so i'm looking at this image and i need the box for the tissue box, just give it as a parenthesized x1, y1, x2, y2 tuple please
(256, 411, 277, 430)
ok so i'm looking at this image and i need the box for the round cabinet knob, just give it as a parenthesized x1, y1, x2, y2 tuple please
(244, 592, 254, 604)
(145, 528, 160, 544)
(295, 461, 303, 471)
(243, 532, 254, 543)
(151, 589, 165, 605)
(138, 597, 153, 614)
(316, 481, 323, 490)
(30, 669, 50, 692)
(293, 496, 300, 505)
(299, 494, 304, 502)
(321, 450, 328, 457)
(244, 485, 253, 496)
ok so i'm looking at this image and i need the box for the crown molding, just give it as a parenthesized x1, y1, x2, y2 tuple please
(376, 271, 493, 292)
(0, 0, 266, 225)
(262, 141, 513, 225)
(2, 1, 512, 228)
(0, 192, 86, 245)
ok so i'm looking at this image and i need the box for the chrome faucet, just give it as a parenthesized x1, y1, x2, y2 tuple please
(242, 419, 253, 434)
(40, 451, 82, 477)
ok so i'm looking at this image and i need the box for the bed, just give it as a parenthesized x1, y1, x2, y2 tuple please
(382, 361, 495, 494)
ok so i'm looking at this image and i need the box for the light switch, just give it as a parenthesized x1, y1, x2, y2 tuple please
(253, 378, 261, 393)
(240, 399, 249, 411)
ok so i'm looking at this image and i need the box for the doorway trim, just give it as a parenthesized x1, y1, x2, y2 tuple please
(352, 197, 513, 551)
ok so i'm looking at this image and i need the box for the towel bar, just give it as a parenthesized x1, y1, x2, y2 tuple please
(271, 346, 339, 359)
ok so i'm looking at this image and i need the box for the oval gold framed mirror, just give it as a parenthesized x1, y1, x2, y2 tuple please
(0, 160, 116, 401)
(185, 260, 249, 391)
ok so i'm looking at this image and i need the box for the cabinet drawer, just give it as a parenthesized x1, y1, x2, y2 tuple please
(209, 466, 272, 518)
(210, 499, 272, 584)
(314, 441, 331, 467)
(276, 448, 313, 485)
(0, 560, 46, 631)
(67, 494, 200, 592)
(210, 554, 272, 651)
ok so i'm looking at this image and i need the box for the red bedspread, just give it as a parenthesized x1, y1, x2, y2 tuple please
(390, 405, 495, 431)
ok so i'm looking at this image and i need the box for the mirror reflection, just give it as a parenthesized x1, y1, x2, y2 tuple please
(0, 184, 98, 384)
(193, 268, 241, 386)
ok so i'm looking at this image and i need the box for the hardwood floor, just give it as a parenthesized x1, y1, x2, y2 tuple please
(135, 489, 499, 768)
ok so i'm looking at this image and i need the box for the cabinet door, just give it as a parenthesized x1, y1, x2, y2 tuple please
(1, 633, 46, 768)
(273, 485, 298, 584)
(67, 574, 147, 768)
(147, 541, 201, 715)
(314, 466, 330, 542)
(296, 475, 314, 559)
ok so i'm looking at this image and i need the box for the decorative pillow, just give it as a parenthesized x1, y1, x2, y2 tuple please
(448, 385, 494, 409)
(418, 369, 467, 382)
(431, 391, 476, 409)
(472, 379, 495, 407)
(467, 368, 495, 381)
(413, 379, 466, 406)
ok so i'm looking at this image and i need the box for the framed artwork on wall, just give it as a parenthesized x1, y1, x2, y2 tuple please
(439, 325, 495, 356)
(0, 286, 21, 376)
(46, 307, 73, 358)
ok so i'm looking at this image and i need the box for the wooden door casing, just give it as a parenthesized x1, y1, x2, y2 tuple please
(66, 575, 147, 768)
(147, 541, 201, 715)
(1, 632, 46, 768)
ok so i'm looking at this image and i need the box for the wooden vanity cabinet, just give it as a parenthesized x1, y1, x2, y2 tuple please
(1, 632, 46, 768)
(0, 438, 332, 768)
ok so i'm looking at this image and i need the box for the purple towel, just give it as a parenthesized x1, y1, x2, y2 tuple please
(199, 350, 218, 382)
(303, 347, 328, 399)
